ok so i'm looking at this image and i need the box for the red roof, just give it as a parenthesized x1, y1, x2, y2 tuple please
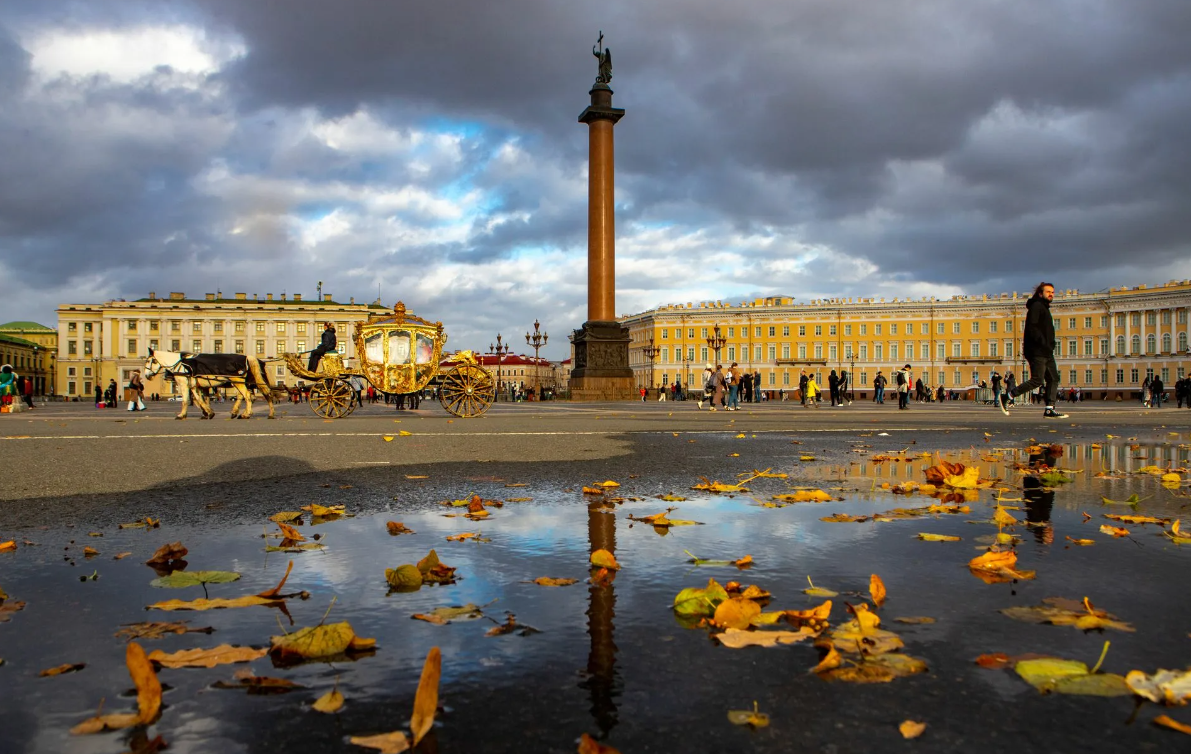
(440, 352, 554, 368)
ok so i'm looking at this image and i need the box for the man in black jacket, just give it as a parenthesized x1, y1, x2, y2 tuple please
(308, 322, 338, 372)
(999, 282, 1066, 418)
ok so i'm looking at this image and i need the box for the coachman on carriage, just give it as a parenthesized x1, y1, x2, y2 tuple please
(282, 301, 495, 418)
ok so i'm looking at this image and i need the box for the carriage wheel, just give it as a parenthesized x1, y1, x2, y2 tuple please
(439, 364, 495, 417)
(309, 378, 356, 418)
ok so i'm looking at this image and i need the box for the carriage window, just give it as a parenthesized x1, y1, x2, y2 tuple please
(364, 332, 384, 363)
(415, 333, 434, 364)
(387, 330, 411, 364)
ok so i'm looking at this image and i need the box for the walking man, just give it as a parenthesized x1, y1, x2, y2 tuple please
(799, 370, 808, 406)
(990, 370, 1002, 408)
(698, 364, 714, 409)
(873, 371, 886, 404)
(1150, 375, 1164, 408)
(998, 282, 1067, 418)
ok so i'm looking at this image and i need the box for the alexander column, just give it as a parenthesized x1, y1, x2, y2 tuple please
(569, 31, 635, 401)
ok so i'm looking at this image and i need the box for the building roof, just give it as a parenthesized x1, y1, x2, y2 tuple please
(0, 321, 55, 332)
(0, 333, 39, 348)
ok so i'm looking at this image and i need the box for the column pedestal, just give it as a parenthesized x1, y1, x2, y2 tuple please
(569, 320, 634, 401)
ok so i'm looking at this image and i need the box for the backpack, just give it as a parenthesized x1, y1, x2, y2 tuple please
(896, 371, 906, 387)
(704, 372, 716, 390)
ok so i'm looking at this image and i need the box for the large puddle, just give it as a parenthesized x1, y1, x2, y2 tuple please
(2, 439, 1190, 753)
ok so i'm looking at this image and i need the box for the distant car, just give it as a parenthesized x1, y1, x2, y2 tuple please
(167, 396, 185, 402)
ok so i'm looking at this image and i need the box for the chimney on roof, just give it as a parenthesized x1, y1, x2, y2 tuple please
(169, 292, 185, 301)
(148, 292, 156, 300)
(280, 293, 286, 301)
(294, 294, 302, 301)
(266, 293, 273, 301)
(324, 294, 332, 302)
(349, 297, 355, 305)
(235, 292, 247, 300)
(206, 293, 215, 301)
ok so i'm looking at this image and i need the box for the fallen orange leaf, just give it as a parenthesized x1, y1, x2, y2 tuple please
(870, 574, 887, 608)
(148, 644, 267, 668)
(411, 647, 441, 746)
(71, 642, 161, 734)
(899, 720, 927, 739)
(591, 549, 620, 570)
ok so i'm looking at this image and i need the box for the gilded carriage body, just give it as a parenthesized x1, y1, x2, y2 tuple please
(282, 301, 494, 418)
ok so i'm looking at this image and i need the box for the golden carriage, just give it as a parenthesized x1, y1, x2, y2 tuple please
(282, 302, 495, 418)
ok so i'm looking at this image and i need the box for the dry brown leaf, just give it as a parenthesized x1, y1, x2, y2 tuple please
(386, 521, 414, 535)
(349, 731, 410, 753)
(277, 522, 305, 542)
(411, 646, 441, 746)
(39, 662, 86, 677)
(1099, 524, 1131, 538)
(870, 574, 887, 608)
(144, 541, 187, 566)
(714, 627, 817, 648)
(532, 577, 578, 587)
(148, 644, 267, 668)
(899, 720, 927, 739)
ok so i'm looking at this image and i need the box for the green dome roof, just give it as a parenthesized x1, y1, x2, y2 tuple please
(0, 321, 54, 332)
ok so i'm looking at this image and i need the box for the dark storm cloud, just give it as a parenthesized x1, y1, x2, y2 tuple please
(2, 0, 1191, 338)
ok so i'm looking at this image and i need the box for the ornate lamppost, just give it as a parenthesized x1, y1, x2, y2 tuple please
(641, 337, 659, 390)
(706, 323, 726, 365)
(526, 320, 548, 399)
(490, 334, 511, 402)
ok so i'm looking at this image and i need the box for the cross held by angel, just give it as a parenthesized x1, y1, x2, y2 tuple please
(593, 31, 612, 85)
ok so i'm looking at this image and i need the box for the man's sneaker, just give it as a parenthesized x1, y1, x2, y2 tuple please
(1043, 409, 1069, 419)
(997, 392, 1010, 416)
(697, 400, 703, 409)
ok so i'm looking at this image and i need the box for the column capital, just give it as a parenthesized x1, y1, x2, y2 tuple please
(579, 86, 625, 124)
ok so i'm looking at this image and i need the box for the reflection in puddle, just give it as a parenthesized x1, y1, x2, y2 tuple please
(0, 441, 1189, 752)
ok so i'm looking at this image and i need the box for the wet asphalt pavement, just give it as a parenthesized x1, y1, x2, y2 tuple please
(2, 398, 1190, 754)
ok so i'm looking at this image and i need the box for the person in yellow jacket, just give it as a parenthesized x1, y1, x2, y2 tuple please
(804, 375, 820, 407)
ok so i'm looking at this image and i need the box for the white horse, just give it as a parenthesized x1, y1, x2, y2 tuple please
(143, 348, 278, 420)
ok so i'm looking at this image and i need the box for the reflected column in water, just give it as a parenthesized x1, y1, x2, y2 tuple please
(581, 500, 621, 736)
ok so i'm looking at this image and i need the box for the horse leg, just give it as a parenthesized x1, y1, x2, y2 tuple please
(192, 382, 214, 419)
(175, 377, 189, 419)
(237, 382, 253, 419)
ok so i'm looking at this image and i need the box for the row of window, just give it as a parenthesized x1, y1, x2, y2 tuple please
(650, 309, 1191, 342)
(67, 320, 329, 335)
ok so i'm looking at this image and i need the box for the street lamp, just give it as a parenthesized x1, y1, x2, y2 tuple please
(641, 337, 659, 390)
(849, 344, 856, 403)
(706, 323, 726, 364)
(490, 334, 510, 402)
(525, 320, 548, 399)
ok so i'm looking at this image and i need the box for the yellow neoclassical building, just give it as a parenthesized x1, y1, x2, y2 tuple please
(55, 291, 384, 399)
(620, 280, 1191, 398)
(0, 321, 57, 395)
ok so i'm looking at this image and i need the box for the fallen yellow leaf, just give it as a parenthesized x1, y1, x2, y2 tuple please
(70, 642, 161, 735)
(410, 646, 441, 746)
(714, 627, 817, 648)
(349, 731, 410, 753)
(148, 644, 266, 668)
(39, 662, 86, 677)
(312, 687, 345, 713)
(269, 621, 376, 662)
(899, 720, 926, 739)
(869, 574, 887, 608)
(917, 533, 961, 542)
(1154, 715, 1191, 735)
(532, 577, 578, 587)
(727, 701, 770, 728)
(591, 549, 620, 570)
(1099, 524, 1131, 538)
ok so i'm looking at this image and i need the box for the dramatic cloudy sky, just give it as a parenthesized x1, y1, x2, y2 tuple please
(2, 1, 1190, 357)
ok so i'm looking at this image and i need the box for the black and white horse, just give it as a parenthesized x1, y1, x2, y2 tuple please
(143, 348, 278, 420)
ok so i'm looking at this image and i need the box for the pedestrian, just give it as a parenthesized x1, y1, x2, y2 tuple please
(20, 373, 35, 409)
(799, 370, 808, 406)
(698, 364, 714, 409)
(726, 362, 741, 410)
(127, 370, 146, 411)
(997, 282, 1067, 418)
(936, 384, 945, 403)
(1177, 377, 1188, 408)
(640, 385, 647, 402)
(839, 369, 851, 405)
(896, 364, 912, 409)
(308, 322, 337, 373)
(990, 370, 1002, 407)
(1004, 372, 1017, 406)
(805, 374, 820, 407)
(828, 369, 840, 406)
(105, 379, 118, 408)
(711, 365, 726, 411)
(1141, 375, 1152, 407)
(873, 371, 886, 404)
(1150, 376, 1164, 408)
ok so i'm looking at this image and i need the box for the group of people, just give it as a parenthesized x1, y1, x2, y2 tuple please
(695, 363, 762, 411)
